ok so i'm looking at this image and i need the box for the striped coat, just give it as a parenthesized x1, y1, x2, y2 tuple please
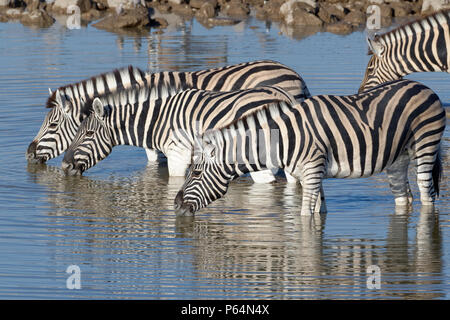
(359, 9, 450, 92)
(175, 79, 446, 216)
(61, 85, 298, 177)
(27, 60, 310, 167)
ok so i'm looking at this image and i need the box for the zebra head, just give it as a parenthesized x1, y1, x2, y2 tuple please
(26, 88, 87, 163)
(358, 36, 390, 93)
(62, 97, 113, 176)
(174, 135, 233, 216)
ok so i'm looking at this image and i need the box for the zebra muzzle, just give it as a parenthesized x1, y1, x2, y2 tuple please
(61, 160, 84, 176)
(26, 141, 46, 164)
(174, 190, 195, 216)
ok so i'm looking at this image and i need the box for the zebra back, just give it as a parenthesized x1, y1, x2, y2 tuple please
(148, 60, 311, 102)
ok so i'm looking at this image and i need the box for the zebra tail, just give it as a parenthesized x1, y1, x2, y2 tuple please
(433, 148, 443, 197)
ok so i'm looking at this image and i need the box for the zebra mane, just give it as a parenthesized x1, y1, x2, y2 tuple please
(368, 9, 450, 55)
(45, 65, 146, 109)
(87, 81, 184, 109)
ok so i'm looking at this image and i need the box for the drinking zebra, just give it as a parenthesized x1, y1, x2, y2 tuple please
(359, 9, 450, 93)
(61, 85, 298, 180)
(175, 79, 446, 216)
(26, 60, 310, 173)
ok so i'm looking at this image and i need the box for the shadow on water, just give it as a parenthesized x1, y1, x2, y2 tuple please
(24, 163, 445, 299)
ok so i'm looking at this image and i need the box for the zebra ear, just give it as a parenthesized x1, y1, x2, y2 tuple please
(54, 89, 63, 108)
(92, 98, 105, 119)
(48, 88, 53, 95)
(367, 36, 384, 58)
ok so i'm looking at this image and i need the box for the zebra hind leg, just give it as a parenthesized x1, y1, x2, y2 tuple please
(386, 151, 413, 207)
(415, 151, 441, 207)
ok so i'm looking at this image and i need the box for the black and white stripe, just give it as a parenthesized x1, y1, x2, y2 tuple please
(61, 85, 297, 178)
(27, 60, 310, 164)
(359, 9, 450, 93)
(26, 66, 148, 163)
(175, 79, 446, 216)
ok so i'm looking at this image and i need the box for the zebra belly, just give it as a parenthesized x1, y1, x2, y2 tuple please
(325, 157, 388, 179)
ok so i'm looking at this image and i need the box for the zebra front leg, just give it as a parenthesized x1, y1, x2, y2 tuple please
(300, 182, 322, 216)
(166, 143, 192, 177)
(285, 171, 298, 183)
(386, 151, 413, 207)
(145, 148, 159, 162)
(314, 186, 327, 214)
(167, 155, 190, 177)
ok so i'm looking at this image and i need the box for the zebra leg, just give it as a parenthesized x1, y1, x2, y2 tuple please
(386, 151, 413, 206)
(166, 143, 192, 177)
(167, 155, 190, 177)
(285, 171, 298, 183)
(415, 154, 438, 206)
(300, 182, 322, 216)
(314, 186, 327, 214)
(144, 148, 159, 162)
(250, 170, 276, 183)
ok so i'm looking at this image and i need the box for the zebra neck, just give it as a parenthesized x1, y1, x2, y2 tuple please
(109, 98, 159, 149)
(212, 119, 283, 178)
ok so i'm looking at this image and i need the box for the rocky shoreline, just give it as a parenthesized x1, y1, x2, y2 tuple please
(0, 1, 449, 36)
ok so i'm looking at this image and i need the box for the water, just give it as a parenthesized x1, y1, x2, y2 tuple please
(0, 18, 449, 299)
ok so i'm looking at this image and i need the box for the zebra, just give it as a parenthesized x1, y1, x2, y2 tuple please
(358, 9, 450, 93)
(26, 65, 149, 164)
(174, 79, 446, 216)
(61, 85, 298, 180)
(26, 60, 310, 175)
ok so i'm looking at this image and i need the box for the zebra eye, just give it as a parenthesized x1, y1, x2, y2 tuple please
(85, 130, 95, 137)
(48, 122, 59, 129)
(192, 170, 202, 177)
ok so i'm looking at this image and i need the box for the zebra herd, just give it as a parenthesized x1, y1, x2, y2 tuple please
(26, 10, 449, 216)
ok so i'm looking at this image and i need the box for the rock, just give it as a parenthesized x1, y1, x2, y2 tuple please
(196, 1, 215, 19)
(390, 1, 414, 17)
(326, 21, 353, 35)
(4, 0, 25, 8)
(316, 5, 338, 24)
(20, 8, 54, 27)
(222, 1, 249, 19)
(170, 3, 194, 17)
(81, 7, 103, 21)
(53, 0, 92, 13)
(280, 0, 323, 26)
(422, 0, 450, 13)
(284, 7, 323, 26)
(260, 0, 284, 22)
(4, 8, 23, 19)
(93, 0, 107, 10)
(343, 9, 365, 26)
(23, 0, 40, 11)
(189, 0, 204, 9)
(93, 6, 150, 29)
(319, 2, 345, 20)
(152, 16, 168, 28)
